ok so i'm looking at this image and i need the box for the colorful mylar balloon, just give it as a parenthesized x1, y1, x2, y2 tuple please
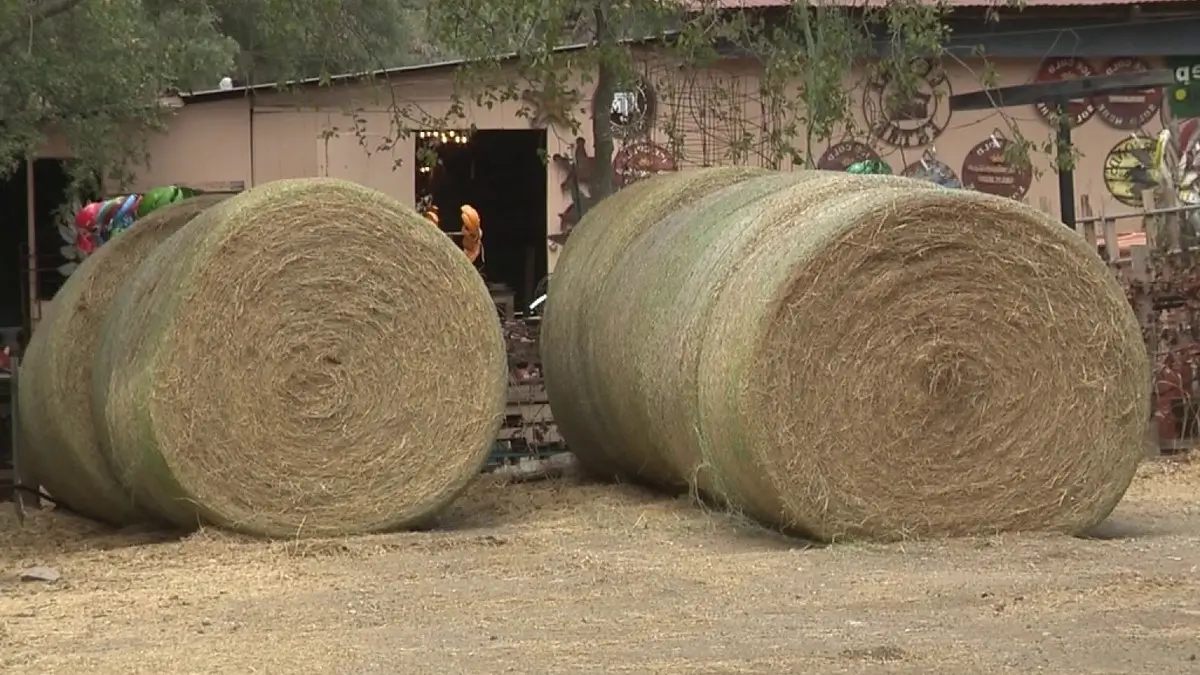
(846, 159, 893, 175)
(74, 201, 102, 232)
(109, 194, 141, 237)
(68, 185, 195, 261)
(138, 185, 186, 217)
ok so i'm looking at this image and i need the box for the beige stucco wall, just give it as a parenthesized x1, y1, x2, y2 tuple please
(125, 53, 1171, 273)
(121, 98, 254, 192)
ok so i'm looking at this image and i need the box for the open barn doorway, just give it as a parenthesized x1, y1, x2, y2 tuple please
(415, 129, 548, 310)
(0, 159, 73, 346)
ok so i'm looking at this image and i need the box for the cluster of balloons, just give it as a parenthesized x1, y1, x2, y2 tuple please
(72, 185, 197, 256)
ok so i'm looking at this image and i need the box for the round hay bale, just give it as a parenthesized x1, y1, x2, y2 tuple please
(543, 168, 1149, 541)
(92, 178, 507, 538)
(17, 195, 228, 525)
(542, 167, 772, 489)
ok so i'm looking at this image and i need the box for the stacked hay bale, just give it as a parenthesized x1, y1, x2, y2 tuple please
(542, 168, 1150, 541)
(21, 178, 507, 538)
(18, 195, 229, 525)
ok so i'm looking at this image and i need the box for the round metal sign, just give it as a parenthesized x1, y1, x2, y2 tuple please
(863, 59, 953, 148)
(961, 138, 1032, 200)
(613, 141, 677, 188)
(1102, 135, 1158, 207)
(1097, 57, 1163, 130)
(1033, 57, 1097, 127)
(817, 141, 880, 171)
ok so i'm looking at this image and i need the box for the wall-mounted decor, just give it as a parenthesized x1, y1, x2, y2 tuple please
(1033, 57, 1097, 127)
(600, 76, 656, 139)
(961, 136, 1032, 200)
(1102, 135, 1159, 206)
(862, 59, 952, 148)
(1097, 58, 1163, 130)
(817, 141, 880, 171)
(551, 137, 595, 195)
(552, 137, 676, 238)
(613, 141, 677, 187)
(902, 157, 962, 188)
(551, 137, 596, 234)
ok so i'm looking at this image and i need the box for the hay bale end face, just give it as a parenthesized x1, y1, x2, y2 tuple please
(17, 195, 228, 525)
(543, 169, 1149, 541)
(93, 178, 508, 538)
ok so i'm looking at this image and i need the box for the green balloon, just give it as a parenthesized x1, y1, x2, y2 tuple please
(846, 160, 893, 175)
(137, 186, 184, 217)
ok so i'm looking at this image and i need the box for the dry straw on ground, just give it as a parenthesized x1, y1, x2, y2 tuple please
(543, 168, 1150, 541)
(92, 178, 508, 538)
(16, 195, 228, 525)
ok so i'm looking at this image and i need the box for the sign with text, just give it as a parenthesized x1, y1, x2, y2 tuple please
(863, 59, 952, 148)
(1033, 57, 1097, 127)
(817, 141, 880, 171)
(1168, 57, 1200, 119)
(1097, 58, 1162, 130)
(961, 138, 1032, 200)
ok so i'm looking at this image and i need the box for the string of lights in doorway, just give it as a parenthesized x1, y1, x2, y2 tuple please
(417, 130, 469, 145)
(417, 130, 469, 174)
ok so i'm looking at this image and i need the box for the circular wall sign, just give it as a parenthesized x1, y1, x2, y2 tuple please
(863, 60, 952, 148)
(961, 138, 1032, 200)
(1103, 135, 1159, 206)
(817, 141, 880, 171)
(1034, 57, 1097, 127)
(1097, 57, 1163, 130)
(613, 141, 677, 188)
(902, 158, 961, 188)
(604, 77, 656, 139)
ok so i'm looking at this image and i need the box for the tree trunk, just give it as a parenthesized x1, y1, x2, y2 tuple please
(590, 1, 616, 201)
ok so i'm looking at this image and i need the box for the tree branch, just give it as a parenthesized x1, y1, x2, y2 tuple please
(0, 0, 89, 53)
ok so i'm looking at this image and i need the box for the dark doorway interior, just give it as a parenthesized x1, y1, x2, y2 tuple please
(0, 159, 72, 339)
(417, 129, 548, 310)
(0, 168, 26, 331)
(32, 160, 72, 302)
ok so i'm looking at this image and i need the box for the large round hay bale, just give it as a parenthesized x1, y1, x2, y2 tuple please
(17, 195, 228, 525)
(543, 168, 1149, 541)
(92, 178, 508, 538)
(542, 167, 772, 488)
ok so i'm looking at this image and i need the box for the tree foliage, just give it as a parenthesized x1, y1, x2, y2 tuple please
(423, 0, 958, 204)
(0, 0, 434, 196)
(188, 0, 435, 84)
(0, 0, 230, 187)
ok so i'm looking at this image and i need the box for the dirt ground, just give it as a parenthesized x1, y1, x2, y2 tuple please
(1, 459, 1198, 675)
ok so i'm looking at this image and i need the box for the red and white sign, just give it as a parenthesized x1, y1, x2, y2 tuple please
(1096, 57, 1163, 130)
(1033, 57, 1097, 127)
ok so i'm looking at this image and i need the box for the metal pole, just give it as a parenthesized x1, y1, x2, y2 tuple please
(24, 159, 40, 321)
(1056, 104, 1076, 229)
(9, 356, 32, 522)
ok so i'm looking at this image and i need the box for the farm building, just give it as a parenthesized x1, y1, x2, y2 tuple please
(3, 0, 1200, 330)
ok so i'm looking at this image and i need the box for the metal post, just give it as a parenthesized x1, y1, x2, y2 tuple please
(24, 159, 39, 317)
(9, 356, 36, 522)
(1056, 103, 1076, 229)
